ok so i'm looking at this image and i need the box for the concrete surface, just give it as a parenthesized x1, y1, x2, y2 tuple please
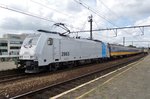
(0, 61, 16, 71)
(56, 55, 150, 99)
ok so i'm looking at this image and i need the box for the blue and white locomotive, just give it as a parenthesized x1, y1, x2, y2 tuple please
(19, 30, 110, 73)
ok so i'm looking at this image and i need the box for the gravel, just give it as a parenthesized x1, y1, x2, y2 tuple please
(0, 54, 144, 98)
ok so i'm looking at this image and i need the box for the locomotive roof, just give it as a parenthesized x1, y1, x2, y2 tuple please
(37, 29, 105, 43)
(38, 29, 59, 34)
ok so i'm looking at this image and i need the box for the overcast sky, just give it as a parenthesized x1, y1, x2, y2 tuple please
(0, 0, 150, 47)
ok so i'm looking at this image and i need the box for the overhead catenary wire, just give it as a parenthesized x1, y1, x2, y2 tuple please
(70, 24, 150, 32)
(97, 0, 129, 28)
(0, 4, 56, 23)
(0, 1, 126, 36)
(30, 0, 73, 17)
(93, 18, 106, 29)
(97, 0, 121, 19)
(93, 19, 106, 29)
(93, 20, 99, 29)
(30, 0, 86, 31)
(0, 1, 147, 39)
(71, 0, 150, 36)
(74, 0, 118, 27)
(74, 0, 135, 36)
(78, 0, 122, 28)
(0, 3, 82, 31)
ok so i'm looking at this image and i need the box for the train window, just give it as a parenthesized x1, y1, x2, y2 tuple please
(47, 38, 53, 45)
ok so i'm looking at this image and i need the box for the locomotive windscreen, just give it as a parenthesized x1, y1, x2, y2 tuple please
(23, 33, 41, 47)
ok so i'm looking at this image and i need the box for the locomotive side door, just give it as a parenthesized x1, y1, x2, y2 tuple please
(53, 39, 60, 61)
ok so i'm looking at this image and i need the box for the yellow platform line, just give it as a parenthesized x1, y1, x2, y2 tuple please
(50, 57, 145, 99)
(76, 58, 144, 99)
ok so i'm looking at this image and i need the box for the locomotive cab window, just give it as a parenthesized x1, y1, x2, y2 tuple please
(47, 38, 53, 45)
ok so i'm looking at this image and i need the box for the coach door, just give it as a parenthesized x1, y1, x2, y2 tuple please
(53, 39, 60, 61)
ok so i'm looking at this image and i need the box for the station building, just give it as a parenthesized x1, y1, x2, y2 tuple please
(0, 34, 28, 58)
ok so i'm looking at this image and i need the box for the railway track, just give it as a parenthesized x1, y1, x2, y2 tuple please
(5, 53, 146, 99)
(0, 68, 27, 84)
(0, 70, 61, 84)
(0, 73, 26, 84)
(0, 67, 68, 85)
(0, 69, 24, 77)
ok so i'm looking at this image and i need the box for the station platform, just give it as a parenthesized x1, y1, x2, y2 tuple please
(53, 55, 150, 99)
(0, 61, 16, 71)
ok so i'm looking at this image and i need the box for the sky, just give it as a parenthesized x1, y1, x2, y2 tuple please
(0, 0, 150, 47)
